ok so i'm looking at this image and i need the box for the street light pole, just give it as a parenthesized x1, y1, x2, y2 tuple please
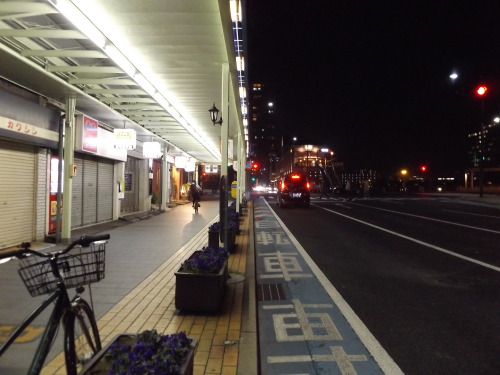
(209, 102, 228, 249)
(476, 85, 488, 198)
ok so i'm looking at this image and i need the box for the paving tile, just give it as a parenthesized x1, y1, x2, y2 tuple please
(209, 344, 225, 359)
(223, 345, 238, 366)
(194, 350, 210, 366)
(39, 205, 253, 375)
(213, 333, 227, 346)
(205, 357, 223, 374)
(198, 338, 214, 352)
(221, 365, 237, 375)
(194, 364, 206, 375)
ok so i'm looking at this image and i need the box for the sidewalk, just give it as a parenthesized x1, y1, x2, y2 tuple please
(0, 196, 257, 375)
(46, 198, 256, 375)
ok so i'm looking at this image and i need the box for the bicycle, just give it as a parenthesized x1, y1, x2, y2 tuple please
(0, 234, 110, 375)
(193, 198, 200, 214)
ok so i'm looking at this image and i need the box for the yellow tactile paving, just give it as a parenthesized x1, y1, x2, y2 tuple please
(42, 205, 250, 375)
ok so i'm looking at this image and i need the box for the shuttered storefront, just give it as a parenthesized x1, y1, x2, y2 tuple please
(0, 139, 35, 248)
(97, 160, 113, 221)
(72, 154, 113, 228)
(121, 156, 139, 213)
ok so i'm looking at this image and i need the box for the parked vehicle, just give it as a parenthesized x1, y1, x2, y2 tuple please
(277, 172, 311, 208)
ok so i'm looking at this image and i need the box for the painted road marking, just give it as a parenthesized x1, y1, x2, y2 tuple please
(268, 346, 368, 374)
(259, 251, 313, 281)
(348, 202, 500, 234)
(266, 299, 341, 342)
(442, 209, 500, 220)
(0, 325, 44, 343)
(264, 199, 404, 375)
(315, 204, 500, 273)
(257, 230, 291, 245)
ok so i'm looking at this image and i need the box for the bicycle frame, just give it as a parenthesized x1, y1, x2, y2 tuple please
(0, 281, 72, 374)
(0, 234, 109, 375)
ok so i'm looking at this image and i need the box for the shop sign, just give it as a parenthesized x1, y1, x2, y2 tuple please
(0, 115, 58, 142)
(174, 156, 186, 169)
(114, 129, 136, 150)
(82, 115, 98, 153)
(185, 160, 195, 172)
(204, 164, 218, 173)
(143, 141, 162, 158)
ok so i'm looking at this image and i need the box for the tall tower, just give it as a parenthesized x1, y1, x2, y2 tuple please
(250, 83, 280, 185)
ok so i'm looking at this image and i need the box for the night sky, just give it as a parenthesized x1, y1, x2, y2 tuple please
(247, 0, 500, 175)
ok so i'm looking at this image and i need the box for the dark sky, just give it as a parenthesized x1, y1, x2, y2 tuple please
(247, 0, 500, 175)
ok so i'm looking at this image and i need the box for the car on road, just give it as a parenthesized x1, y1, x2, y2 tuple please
(277, 172, 311, 208)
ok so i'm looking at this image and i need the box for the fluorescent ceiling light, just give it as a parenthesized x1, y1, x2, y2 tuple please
(134, 73, 156, 97)
(230, 0, 242, 22)
(236, 56, 244, 71)
(48, 0, 106, 49)
(104, 44, 136, 77)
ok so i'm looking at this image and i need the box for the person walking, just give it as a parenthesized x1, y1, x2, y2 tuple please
(363, 179, 370, 198)
(345, 180, 352, 201)
(319, 183, 331, 199)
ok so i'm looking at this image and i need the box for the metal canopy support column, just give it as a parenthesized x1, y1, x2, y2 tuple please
(236, 134, 242, 213)
(161, 144, 169, 211)
(62, 97, 75, 243)
(221, 63, 229, 249)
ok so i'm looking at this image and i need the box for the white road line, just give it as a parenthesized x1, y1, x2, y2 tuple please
(264, 199, 405, 375)
(314, 204, 500, 273)
(350, 202, 500, 234)
(442, 209, 500, 220)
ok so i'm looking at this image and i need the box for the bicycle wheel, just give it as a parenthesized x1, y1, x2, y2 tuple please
(63, 298, 102, 375)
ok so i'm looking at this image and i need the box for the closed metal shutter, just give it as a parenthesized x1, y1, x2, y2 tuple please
(122, 157, 139, 213)
(72, 155, 113, 228)
(72, 157, 84, 228)
(0, 139, 35, 248)
(82, 157, 98, 226)
(97, 159, 113, 221)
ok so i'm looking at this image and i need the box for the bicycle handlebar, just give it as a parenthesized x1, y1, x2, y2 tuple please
(0, 234, 110, 261)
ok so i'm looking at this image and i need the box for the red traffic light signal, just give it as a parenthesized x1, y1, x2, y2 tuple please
(420, 165, 427, 172)
(476, 85, 488, 96)
(251, 163, 259, 170)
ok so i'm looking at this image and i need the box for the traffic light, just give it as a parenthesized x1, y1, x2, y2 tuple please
(420, 165, 427, 172)
(476, 85, 488, 97)
(252, 162, 259, 170)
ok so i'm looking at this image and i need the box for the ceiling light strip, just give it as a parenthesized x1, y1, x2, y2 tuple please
(46, 0, 221, 161)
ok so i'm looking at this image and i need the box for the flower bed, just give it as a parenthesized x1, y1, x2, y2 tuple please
(81, 330, 196, 375)
(175, 248, 229, 312)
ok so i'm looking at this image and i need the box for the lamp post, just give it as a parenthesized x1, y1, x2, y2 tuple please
(475, 85, 489, 197)
(208, 103, 228, 249)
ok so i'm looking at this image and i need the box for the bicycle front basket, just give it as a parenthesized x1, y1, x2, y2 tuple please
(18, 241, 106, 297)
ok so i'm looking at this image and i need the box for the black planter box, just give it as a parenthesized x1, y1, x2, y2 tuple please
(80, 334, 197, 375)
(175, 253, 228, 313)
(208, 230, 236, 251)
(208, 229, 219, 248)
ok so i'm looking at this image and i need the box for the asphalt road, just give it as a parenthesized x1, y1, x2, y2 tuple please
(266, 193, 500, 375)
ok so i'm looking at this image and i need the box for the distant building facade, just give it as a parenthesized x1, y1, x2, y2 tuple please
(249, 83, 280, 185)
(466, 121, 500, 187)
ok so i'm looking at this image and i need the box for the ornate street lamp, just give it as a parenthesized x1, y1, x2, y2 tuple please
(208, 102, 227, 248)
(209, 103, 223, 126)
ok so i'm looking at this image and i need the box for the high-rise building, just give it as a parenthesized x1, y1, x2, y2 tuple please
(467, 121, 500, 167)
(249, 83, 280, 185)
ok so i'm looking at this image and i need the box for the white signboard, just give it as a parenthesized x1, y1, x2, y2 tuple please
(114, 129, 136, 150)
(143, 142, 162, 158)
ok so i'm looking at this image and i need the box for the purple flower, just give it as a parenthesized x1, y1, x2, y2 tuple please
(104, 330, 192, 374)
(179, 247, 229, 274)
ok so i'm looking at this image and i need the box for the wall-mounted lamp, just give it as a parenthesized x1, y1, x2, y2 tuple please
(209, 103, 223, 126)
